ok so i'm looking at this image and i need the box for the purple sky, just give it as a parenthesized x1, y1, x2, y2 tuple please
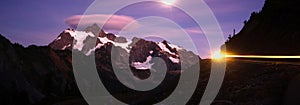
(0, 0, 264, 58)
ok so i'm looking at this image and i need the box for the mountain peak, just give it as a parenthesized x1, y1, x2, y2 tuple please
(49, 27, 199, 71)
(83, 23, 106, 37)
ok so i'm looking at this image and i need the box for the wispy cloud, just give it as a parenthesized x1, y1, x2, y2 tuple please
(65, 14, 139, 31)
(185, 27, 204, 34)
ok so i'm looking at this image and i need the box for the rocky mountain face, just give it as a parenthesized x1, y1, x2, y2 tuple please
(49, 25, 199, 74)
(224, 0, 300, 55)
(0, 34, 78, 104)
(0, 24, 200, 104)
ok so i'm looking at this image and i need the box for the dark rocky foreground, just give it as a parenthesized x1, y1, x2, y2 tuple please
(213, 59, 300, 105)
(1, 33, 300, 104)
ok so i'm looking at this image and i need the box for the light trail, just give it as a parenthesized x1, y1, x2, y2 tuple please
(225, 55, 300, 59)
(211, 51, 300, 60)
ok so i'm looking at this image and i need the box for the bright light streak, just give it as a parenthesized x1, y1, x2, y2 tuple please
(225, 55, 300, 59)
(211, 51, 300, 60)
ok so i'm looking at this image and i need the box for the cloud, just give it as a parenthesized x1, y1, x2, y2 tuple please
(65, 14, 139, 31)
(185, 27, 204, 34)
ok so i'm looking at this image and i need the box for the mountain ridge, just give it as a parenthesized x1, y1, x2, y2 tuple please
(0, 25, 200, 104)
(224, 0, 300, 55)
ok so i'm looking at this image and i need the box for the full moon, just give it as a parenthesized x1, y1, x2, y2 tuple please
(161, 0, 177, 6)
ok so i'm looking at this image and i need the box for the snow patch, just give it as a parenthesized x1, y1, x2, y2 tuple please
(157, 42, 176, 55)
(98, 37, 111, 44)
(131, 56, 154, 70)
(56, 36, 61, 41)
(85, 43, 104, 55)
(114, 40, 132, 52)
(98, 37, 132, 52)
(169, 57, 180, 63)
(85, 37, 132, 56)
(157, 42, 181, 63)
(149, 50, 154, 54)
(62, 44, 71, 50)
(65, 30, 94, 51)
(168, 43, 182, 50)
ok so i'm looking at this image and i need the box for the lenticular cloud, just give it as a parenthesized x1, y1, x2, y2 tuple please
(65, 14, 139, 31)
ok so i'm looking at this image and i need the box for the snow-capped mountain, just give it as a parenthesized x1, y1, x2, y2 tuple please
(0, 24, 200, 104)
(49, 28, 130, 55)
(49, 25, 199, 71)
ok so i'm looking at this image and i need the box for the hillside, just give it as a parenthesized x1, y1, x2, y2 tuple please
(0, 27, 200, 104)
(2, 32, 300, 104)
(224, 0, 300, 55)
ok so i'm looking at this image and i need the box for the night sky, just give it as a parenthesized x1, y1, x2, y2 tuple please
(0, 0, 264, 58)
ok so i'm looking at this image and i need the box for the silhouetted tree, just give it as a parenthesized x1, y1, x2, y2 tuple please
(251, 12, 258, 17)
(233, 29, 236, 36)
(244, 20, 248, 25)
(228, 34, 232, 41)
